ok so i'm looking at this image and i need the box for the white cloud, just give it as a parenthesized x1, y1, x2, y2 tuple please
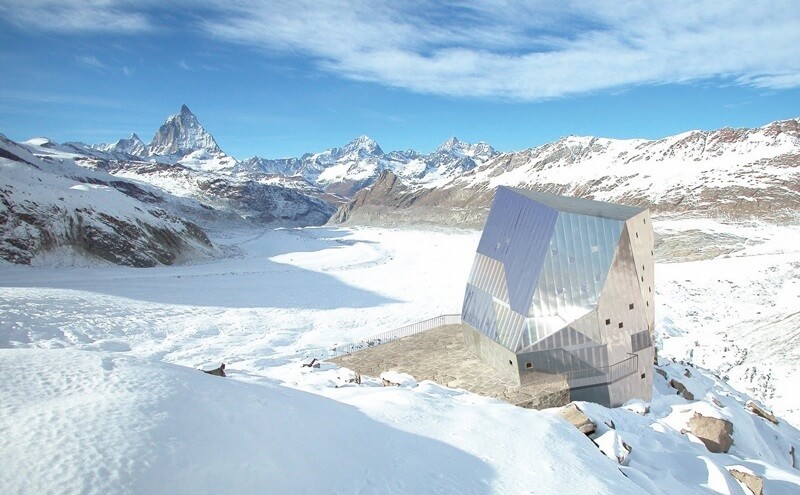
(76, 54, 105, 69)
(0, 0, 152, 33)
(3, 0, 800, 99)
(199, 0, 800, 99)
(178, 60, 191, 71)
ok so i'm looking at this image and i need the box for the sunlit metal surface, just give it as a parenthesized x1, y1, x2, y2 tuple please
(462, 186, 655, 407)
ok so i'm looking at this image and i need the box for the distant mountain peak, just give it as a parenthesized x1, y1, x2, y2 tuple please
(437, 137, 461, 152)
(147, 105, 221, 157)
(342, 135, 383, 157)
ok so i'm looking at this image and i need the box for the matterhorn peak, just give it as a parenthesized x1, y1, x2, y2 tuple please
(147, 104, 221, 157)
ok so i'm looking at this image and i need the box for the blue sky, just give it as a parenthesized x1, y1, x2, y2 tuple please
(1, 1, 799, 159)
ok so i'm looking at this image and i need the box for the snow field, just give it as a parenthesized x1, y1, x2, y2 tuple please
(2, 222, 800, 494)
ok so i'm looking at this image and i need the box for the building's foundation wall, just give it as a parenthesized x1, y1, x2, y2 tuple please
(462, 324, 521, 384)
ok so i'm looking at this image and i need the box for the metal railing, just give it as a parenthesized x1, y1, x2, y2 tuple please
(524, 353, 639, 389)
(331, 314, 462, 357)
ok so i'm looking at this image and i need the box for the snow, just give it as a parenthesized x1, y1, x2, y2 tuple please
(2, 221, 800, 493)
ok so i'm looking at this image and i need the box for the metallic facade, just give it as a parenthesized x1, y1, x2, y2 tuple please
(462, 187, 655, 407)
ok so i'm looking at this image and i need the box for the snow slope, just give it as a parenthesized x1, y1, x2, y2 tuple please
(0, 348, 646, 495)
(2, 223, 800, 494)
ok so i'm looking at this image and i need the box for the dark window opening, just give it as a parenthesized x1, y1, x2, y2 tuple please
(605, 318, 611, 325)
(648, 287, 651, 293)
(646, 301, 650, 307)
(641, 276, 644, 282)
(525, 362, 532, 369)
(643, 218, 646, 224)
(641, 373, 646, 379)
(509, 360, 513, 366)
(618, 322, 624, 329)
(636, 232, 639, 238)
(629, 303, 634, 310)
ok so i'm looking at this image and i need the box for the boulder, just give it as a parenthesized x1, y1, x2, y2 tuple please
(727, 467, 763, 495)
(202, 363, 226, 377)
(557, 403, 596, 435)
(746, 400, 778, 425)
(670, 378, 695, 400)
(686, 412, 733, 453)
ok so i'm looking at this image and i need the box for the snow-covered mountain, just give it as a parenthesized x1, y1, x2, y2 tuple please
(92, 132, 146, 157)
(0, 134, 217, 266)
(147, 104, 220, 156)
(240, 135, 498, 197)
(331, 118, 800, 226)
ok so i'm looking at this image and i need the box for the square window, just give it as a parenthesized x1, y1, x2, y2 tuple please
(629, 303, 634, 310)
(641, 276, 644, 282)
(618, 322, 624, 329)
(568, 255, 576, 263)
(648, 287, 651, 293)
(636, 232, 639, 238)
(590, 245, 599, 253)
(509, 360, 513, 366)
(641, 373, 646, 379)
(605, 318, 611, 325)
(646, 301, 650, 307)
(526, 362, 532, 369)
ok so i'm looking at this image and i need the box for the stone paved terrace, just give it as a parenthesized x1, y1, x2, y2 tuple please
(331, 324, 570, 409)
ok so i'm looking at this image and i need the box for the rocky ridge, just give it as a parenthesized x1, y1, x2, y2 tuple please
(330, 118, 800, 227)
(0, 134, 217, 267)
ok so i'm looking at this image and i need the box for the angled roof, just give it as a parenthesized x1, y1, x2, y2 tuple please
(504, 186, 645, 221)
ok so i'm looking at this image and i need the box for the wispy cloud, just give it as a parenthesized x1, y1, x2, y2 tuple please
(0, 90, 122, 108)
(200, 0, 800, 100)
(178, 60, 192, 71)
(122, 66, 135, 77)
(3, 1, 800, 99)
(0, 0, 153, 33)
(76, 54, 105, 69)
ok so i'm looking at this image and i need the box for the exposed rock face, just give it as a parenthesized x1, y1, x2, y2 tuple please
(92, 159, 336, 226)
(557, 402, 597, 435)
(746, 400, 779, 424)
(670, 379, 695, 401)
(727, 467, 764, 495)
(329, 118, 800, 227)
(147, 104, 221, 157)
(0, 134, 217, 267)
(686, 412, 733, 453)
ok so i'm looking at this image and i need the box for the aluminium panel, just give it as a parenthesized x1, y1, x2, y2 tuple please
(528, 211, 623, 319)
(462, 284, 499, 342)
(507, 186, 644, 221)
(476, 187, 558, 316)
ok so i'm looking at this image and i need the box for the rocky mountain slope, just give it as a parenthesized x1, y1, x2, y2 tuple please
(331, 118, 800, 227)
(24, 106, 338, 230)
(0, 134, 217, 267)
